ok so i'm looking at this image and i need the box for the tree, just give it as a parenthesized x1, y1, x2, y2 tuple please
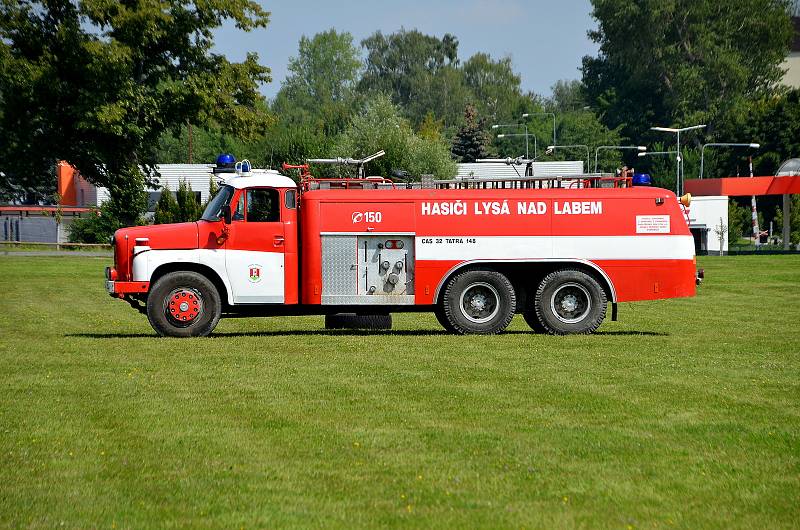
(728, 199, 753, 241)
(462, 53, 535, 123)
(582, 0, 793, 142)
(555, 111, 624, 173)
(359, 30, 465, 126)
(737, 89, 800, 176)
(68, 203, 121, 244)
(248, 120, 332, 169)
(176, 180, 202, 222)
(451, 105, 489, 163)
(774, 195, 800, 245)
(205, 176, 220, 207)
(0, 0, 271, 226)
(157, 125, 250, 165)
(154, 187, 180, 225)
(549, 80, 587, 112)
(418, 112, 445, 142)
(404, 64, 472, 130)
(272, 29, 362, 136)
(332, 94, 456, 179)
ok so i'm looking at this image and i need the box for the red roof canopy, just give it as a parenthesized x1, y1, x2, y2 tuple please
(685, 176, 800, 197)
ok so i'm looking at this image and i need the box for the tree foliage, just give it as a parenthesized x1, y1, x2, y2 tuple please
(332, 95, 456, 179)
(451, 105, 489, 163)
(463, 53, 537, 123)
(68, 203, 124, 244)
(176, 180, 202, 222)
(728, 199, 753, 241)
(358, 31, 545, 131)
(154, 187, 180, 225)
(583, 0, 793, 142)
(0, 0, 271, 224)
(775, 195, 800, 245)
(359, 30, 474, 127)
(272, 29, 362, 136)
(737, 89, 800, 176)
(157, 125, 250, 166)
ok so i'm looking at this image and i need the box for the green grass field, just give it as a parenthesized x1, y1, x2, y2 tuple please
(0, 255, 798, 529)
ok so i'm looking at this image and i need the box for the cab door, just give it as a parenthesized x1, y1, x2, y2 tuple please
(225, 187, 285, 303)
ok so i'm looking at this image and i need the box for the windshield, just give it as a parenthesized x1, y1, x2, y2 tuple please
(200, 185, 234, 221)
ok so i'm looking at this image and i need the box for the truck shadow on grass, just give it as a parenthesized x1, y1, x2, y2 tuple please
(67, 329, 667, 338)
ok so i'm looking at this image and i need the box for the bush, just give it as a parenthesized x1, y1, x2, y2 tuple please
(154, 186, 180, 225)
(68, 203, 123, 244)
(176, 179, 202, 222)
(332, 94, 457, 179)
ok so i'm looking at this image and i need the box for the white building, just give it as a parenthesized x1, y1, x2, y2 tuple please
(781, 17, 800, 88)
(59, 162, 218, 211)
(686, 196, 729, 255)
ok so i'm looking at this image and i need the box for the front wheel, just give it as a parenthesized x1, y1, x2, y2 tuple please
(146, 271, 222, 337)
(440, 270, 516, 334)
(534, 269, 607, 335)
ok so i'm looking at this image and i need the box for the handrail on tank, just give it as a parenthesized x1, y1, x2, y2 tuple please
(292, 151, 391, 193)
(436, 172, 631, 190)
(307, 150, 386, 179)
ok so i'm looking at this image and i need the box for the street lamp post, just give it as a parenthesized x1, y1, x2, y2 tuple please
(492, 124, 534, 158)
(594, 145, 647, 173)
(497, 133, 537, 159)
(697, 142, 761, 247)
(546, 144, 590, 174)
(638, 151, 678, 190)
(522, 112, 556, 147)
(699, 143, 760, 179)
(638, 151, 677, 157)
(650, 124, 706, 195)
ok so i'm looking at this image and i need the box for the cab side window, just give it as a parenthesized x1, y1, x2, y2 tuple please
(233, 193, 245, 221)
(246, 188, 280, 222)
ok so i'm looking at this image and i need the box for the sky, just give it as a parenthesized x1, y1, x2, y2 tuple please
(212, 0, 599, 100)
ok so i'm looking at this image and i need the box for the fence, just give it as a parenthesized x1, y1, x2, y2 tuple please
(727, 243, 800, 255)
(0, 241, 111, 252)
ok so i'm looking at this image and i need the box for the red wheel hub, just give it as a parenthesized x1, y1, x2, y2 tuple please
(167, 289, 202, 322)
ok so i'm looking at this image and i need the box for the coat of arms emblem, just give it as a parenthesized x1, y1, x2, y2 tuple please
(248, 265, 262, 283)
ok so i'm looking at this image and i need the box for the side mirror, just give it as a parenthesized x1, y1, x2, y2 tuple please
(223, 206, 231, 225)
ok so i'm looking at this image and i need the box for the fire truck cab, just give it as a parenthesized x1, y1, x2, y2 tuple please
(105, 156, 699, 337)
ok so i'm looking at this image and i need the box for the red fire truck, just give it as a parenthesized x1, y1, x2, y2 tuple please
(105, 154, 700, 337)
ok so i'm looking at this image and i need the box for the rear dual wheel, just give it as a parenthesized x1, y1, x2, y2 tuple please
(438, 270, 516, 334)
(525, 269, 607, 335)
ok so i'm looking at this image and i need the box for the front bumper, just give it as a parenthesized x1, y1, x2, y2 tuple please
(106, 280, 149, 297)
(105, 266, 149, 297)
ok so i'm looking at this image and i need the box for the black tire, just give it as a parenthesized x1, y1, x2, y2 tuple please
(146, 271, 222, 337)
(534, 269, 607, 335)
(434, 305, 457, 333)
(522, 307, 548, 333)
(441, 270, 516, 334)
(324, 313, 392, 330)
